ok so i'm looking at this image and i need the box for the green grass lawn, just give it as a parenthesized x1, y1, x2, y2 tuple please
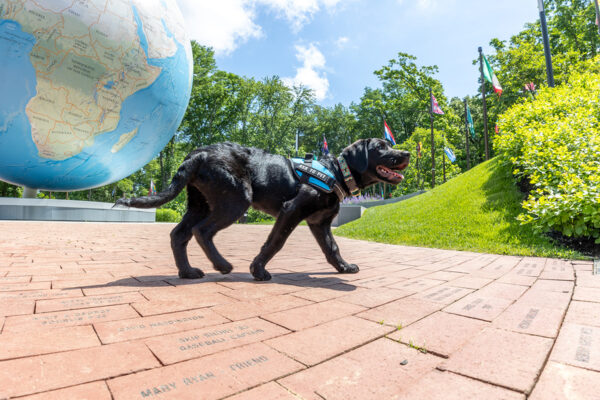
(334, 157, 584, 259)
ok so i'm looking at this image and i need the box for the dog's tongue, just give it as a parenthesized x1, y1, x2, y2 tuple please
(377, 166, 404, 181)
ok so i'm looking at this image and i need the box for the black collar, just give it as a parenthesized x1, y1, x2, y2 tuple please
(337, 156, 360, 197)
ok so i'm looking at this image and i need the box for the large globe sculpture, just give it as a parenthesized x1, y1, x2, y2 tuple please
(0, 0, 193, 191)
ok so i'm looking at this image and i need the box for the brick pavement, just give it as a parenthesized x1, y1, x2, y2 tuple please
(0, 221, 598, 399)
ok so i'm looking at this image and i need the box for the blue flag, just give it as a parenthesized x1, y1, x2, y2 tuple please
(444, 147, 456, 163)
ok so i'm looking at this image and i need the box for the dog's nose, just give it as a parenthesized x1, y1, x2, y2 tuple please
(401, 151, 411, 159)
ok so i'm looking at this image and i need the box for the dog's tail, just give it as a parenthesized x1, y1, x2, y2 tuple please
(114, 157, 195, 209)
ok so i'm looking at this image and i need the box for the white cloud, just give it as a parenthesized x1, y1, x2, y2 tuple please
(257, 0, 342, 31)
(176, 0, 347, 54)
(283, 43, 329, 101)
(335, 36, 349, 49)
(176, 0, 262, 55)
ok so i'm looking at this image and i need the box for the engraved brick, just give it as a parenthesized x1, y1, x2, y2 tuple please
(0, 325, 100, 360)
(442, 327, 553, 393)
(265, 316, 392, 366)
(410, 285, 473, 305)
(82, 279, 170, 296)
(0, 342, 159, 398)
(387, 277, 446, 293)
(3, 304, 139, 333)
(0, 275, 31, 283)
(145, 318, 290, 364)
(443, 294, 513, 321)
(540, 259, 574, 281)
(0, 282, 50, 291)
(564, 301, 600, 328)
(388, 311, 488, 357)
(212, 294, 312, 321)
(36, 292, 145, 313)
(278, 338, 439, 399)
(449, 275, 493, 289)
(337, 287, 411, 308)
(531, 279, 573, 293)
(0, 288, 84, 301)
(551, 323, 600, 371)
(352, 273, 408, 288)
(529, 361, 600, 400)
(94, 308, 228, 344)
(422, 271, 466, 281)
(493, 303, 565, 338)
(358, 297, 442, 327)
(262, 300, 365, 331)
(108, 343, 303, 400)
(18, 381, 112, 400)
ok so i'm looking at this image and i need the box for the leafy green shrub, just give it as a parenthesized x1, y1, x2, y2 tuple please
(495, 70, 600, 243)
(156, 208, 182, 223)
(245, 207, 274, 223)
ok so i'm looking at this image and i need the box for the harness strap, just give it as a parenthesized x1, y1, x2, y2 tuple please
(289, 158, 346, 202)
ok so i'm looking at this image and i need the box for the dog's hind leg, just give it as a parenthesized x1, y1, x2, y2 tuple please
(170, 186, 210, 279)
(191, 195, 249, 275)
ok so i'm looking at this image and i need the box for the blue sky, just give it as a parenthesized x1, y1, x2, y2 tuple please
(176, 0, 540, 107)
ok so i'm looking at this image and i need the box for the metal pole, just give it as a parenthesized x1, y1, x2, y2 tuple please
(429, 88, 435, 187)
(538, 0, 555, 87)
(442, 132, 447, 183)
(416, 142, 421, 191)
(478, 47, 490, 161)
(295, 129, 299, 157)
(464, 99, 471, 170)
(595, 0, 600, 36)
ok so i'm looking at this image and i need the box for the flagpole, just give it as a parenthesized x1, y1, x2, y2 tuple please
(442, 132, 447, 183)
(538, 0, 555, 87)
(478, 47, 490, 161)
(429, 88, 436, 188)
(463, 99, 471, 170)
(416, 143, 421, 191)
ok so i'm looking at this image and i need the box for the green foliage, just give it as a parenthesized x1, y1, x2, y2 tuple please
(335, 158, 581, 259)
(156, 208, 182, 223)
(245, 207, 275, 224)
(495, 69, 600, 243)
(391, 128, 461, 196)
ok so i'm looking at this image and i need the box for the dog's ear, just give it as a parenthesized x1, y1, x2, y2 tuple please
(345, 139, 369, 173)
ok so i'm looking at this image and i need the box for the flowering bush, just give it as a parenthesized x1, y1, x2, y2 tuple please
(495, 70, 600, 243)
(342, 194, 383, 204)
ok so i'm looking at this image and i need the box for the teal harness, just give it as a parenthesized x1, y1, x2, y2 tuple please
(289, 155, 346, 201)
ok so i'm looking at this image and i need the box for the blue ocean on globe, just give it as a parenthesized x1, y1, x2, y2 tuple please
(0, 1, 192, 191)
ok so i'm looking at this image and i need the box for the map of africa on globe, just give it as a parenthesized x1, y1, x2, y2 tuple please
(0, 0, 193, 191)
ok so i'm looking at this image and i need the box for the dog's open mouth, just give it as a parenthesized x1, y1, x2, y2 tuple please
(376, 163, 408, 184)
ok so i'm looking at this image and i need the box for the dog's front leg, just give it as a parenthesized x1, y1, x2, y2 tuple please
(308, 220, 359, 274)
(250, 206, 306, 281)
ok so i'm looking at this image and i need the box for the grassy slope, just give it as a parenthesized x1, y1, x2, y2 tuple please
(334, 157, 583, 259)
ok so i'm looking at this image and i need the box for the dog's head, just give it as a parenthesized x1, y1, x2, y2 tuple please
(342, 138, 410, 188)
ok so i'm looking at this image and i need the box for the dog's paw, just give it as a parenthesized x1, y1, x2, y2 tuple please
(339, 264, 359, 274)
(178, 267, 205, 279)
(214, 262, 233, 275)
(252, 269, 272, 281)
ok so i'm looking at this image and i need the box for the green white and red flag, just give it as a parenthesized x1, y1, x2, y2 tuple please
(482, 53, 503, 96)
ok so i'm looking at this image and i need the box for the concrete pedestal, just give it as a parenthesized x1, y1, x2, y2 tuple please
(0, 198, 155, 222)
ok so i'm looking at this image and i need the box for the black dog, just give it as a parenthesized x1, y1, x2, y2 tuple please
(116, 139, 409, 281)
